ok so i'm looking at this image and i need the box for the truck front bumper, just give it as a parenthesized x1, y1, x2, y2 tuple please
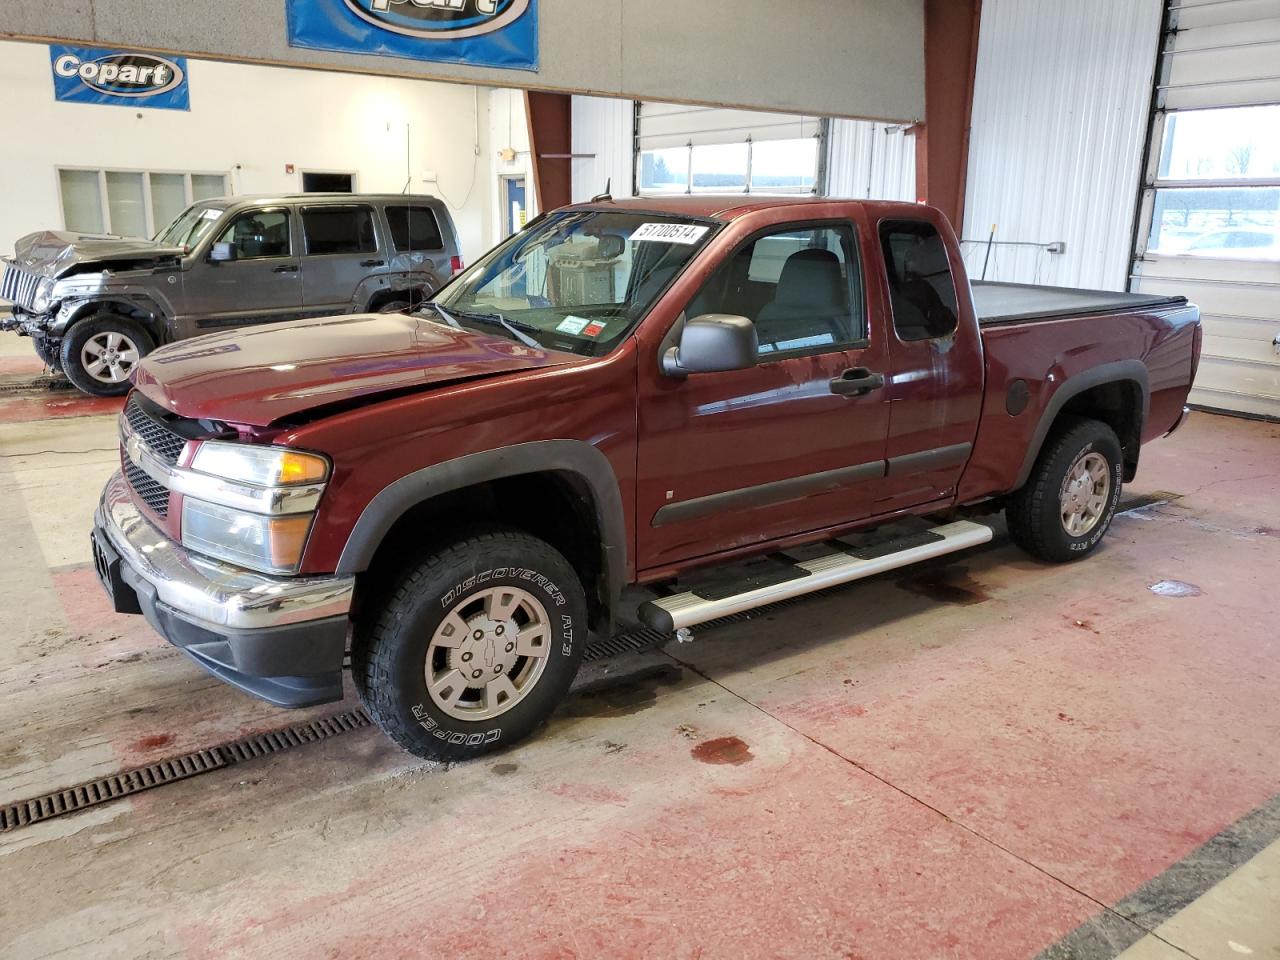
(92, 471, 354, 708)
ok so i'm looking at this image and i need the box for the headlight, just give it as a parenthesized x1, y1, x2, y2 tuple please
(31, 278, 56, 314)
(191, 442, 329, 486)
(180, 442, 330, 574)
(182, 499, 315, 575)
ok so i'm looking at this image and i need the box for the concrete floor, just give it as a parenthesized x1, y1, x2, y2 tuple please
(1, 333, 1278, 960)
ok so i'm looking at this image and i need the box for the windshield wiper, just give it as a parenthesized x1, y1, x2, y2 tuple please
(419, 301, 463, 329)
(448, 308, 543, 350)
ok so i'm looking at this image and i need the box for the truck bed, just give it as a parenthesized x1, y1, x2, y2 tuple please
(972, 281, 1187, 327)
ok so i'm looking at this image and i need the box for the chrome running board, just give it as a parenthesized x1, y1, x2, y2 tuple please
(638, 520, 994, 634)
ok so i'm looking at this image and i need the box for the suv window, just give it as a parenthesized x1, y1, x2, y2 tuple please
(879, 220, 960, 341)
(213, 209, 291, 259)
(687, 222, 864, 356)
(385, 205, 444, 252)
(302, 205, 377, 255)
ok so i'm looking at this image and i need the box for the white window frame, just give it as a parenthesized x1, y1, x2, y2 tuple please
(55, 166, 231, 238)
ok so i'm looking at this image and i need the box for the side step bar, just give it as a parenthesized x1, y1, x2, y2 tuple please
(638, 520, 994, 634)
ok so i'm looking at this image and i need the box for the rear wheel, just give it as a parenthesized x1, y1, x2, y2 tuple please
(352, 529, 587, 761)
(60, 315, 154, 396)
(1006, 417, 1124, 563)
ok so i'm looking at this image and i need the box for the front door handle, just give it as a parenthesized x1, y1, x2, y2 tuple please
(361, 259, 386, 268)
(830, 367, 885, 398)
(272, 264, 299, 274)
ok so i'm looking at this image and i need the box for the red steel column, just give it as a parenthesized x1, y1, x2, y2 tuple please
(916, 0, 983, 233)
(525, 91, 573, 213)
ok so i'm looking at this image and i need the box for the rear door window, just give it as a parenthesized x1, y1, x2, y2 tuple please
(385, 205, 445, 252)
(879, 220, 960, 341)
(302, 205, 378, 255)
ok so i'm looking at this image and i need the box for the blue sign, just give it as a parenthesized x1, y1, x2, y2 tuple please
(287, 0, 538, 72)
(50, 45, 190, 111)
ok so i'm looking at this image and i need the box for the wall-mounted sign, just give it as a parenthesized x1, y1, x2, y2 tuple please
(287, 0, 538, 72)
(50, 45, 190, 111)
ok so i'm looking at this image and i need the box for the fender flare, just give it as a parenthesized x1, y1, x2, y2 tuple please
(336, 439, 628, 614)
(55, 295, 170, 340)
(1013, 360, 1150, 489)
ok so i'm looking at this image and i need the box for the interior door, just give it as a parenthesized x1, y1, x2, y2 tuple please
(300, 204, 386, 313)
(636, 220, 892, 570)
(183, 206, 303, 329)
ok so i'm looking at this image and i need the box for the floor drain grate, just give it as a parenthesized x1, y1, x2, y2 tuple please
(0, 709, 371, 834)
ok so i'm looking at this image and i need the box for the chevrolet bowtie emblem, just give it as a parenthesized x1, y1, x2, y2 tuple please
(125, 434, 144, 467)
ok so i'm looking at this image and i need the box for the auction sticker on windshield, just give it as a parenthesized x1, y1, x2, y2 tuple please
(556, 316, 591, 335)
(633, 223, 710, 245)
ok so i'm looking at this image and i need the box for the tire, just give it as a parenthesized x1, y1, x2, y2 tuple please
(376, 299, 412, 314)
(60, 314, 154, 397)
(352, 529, 588, 761)
(1006, 416, 1124, 563)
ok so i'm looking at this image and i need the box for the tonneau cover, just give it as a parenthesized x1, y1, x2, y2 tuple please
(973, 281, 1187, 326)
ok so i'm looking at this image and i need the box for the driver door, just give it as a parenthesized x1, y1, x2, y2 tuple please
(183, 206, 304, 330)
(636, 219, 892, 570)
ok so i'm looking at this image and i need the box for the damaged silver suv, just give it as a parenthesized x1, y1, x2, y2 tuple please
(1, 193, 462, 395)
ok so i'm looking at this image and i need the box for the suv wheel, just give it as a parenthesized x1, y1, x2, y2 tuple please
(1006, 417, 1124, 563)
(60, 315, 154, 397)
(352, 529, 588, 761)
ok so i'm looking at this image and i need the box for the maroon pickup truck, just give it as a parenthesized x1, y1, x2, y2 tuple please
(91, 197, 1201, 760)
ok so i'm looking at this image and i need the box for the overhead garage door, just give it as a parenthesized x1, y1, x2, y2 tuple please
(1131, 0, 1280, 418)
(635, 103, 824, 196)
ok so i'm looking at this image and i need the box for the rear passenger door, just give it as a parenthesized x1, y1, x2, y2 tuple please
(299, 204, 387, 314)
(875, 218, 984, 509)
(383, 203, 451, 296)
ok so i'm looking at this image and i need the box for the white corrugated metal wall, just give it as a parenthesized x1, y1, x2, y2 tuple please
(962, 0, 1164, 289)
(1130, 0, 1280, 418)
(826, 120, 917, 202)
(571, 96, 634, 204)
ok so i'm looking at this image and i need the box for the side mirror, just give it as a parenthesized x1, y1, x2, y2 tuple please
(662, 314, 757, 378)
(209, 242, 236, 263)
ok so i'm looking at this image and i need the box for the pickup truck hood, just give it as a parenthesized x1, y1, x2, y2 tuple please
(132, 313, 580, 426)
(9, 230, 185, 279)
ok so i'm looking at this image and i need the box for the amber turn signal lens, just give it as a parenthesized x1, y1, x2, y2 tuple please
(268, 514, 315, 569)
(275, 451, 329, 486)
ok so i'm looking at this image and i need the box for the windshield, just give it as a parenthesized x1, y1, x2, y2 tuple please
(154, 203, 227, 248)
(430, 210, 717, 356)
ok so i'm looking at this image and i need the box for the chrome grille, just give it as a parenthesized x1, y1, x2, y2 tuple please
(124, 461, 170, 518)
(124, 397, 187, 466)
(1, 263, 40, 311)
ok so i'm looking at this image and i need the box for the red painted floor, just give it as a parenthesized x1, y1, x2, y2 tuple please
(2, 412, 1277, 959)
(0, 392, 124, 422)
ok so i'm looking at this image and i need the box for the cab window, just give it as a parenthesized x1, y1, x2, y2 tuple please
(687, 222, 864, 356)
(879, 220, 960, 341)
(213, 209, 291, 260)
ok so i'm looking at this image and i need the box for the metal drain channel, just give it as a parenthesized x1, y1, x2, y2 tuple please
(1, 710, 371, 834)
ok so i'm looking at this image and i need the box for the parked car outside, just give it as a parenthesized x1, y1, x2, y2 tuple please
(0, 194, 463, 395)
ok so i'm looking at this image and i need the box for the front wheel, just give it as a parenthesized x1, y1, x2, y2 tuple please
(60, 315, 154, 396)
(352, 529, 588, 761)
(1006, 417, 1124, 563)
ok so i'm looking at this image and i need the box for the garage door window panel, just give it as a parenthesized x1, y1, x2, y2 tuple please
(215, 210, 292, 260)
(687, 222, 864, 357)
(303, 206, 378, 256)
(879, 220, 961, 342)
(385, 206, 444, 252)
(1146, 105, 1280, 261)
